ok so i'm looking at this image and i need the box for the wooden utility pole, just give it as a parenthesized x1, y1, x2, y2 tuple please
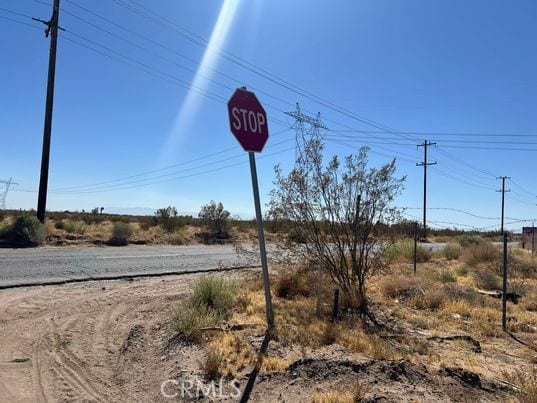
(496, 176, 510, 235)
(416, 140, 436, 239)
(35, 0, 61, 223)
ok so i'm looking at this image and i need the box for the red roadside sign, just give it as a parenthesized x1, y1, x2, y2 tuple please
(227, 88, 269, 152)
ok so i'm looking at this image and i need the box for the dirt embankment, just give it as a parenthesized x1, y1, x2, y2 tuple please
(0, 272, 525, 402)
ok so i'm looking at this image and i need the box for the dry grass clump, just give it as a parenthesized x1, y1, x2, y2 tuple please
(275, 267, 311, 299)
(384, 240, 433, 263)
(503, 366, 537, 403)
(463, 242, 500, 267)
(311, 391, 355, 403)
(202, 349, 223, 380)
(443, 243, 462, 260)
(412, 288, 446, 310)
(510, 254, 537, 279)
(472, 266, 500, 290)
(172, 276, 238, 342)
(457, 234, 483, 247)
(379, 275, 423, 300)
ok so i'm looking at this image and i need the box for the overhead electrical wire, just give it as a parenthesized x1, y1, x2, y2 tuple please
(4, 4, 535, 214)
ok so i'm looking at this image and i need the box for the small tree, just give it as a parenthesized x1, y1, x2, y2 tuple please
(269, 139, 405, 314)
(155, 206, 182, 232)
(199, 201, 230, 237)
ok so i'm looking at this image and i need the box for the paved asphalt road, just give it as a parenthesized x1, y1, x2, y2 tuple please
(0, 245, 254, 287)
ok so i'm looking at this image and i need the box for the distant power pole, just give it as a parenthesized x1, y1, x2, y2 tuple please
(416, 140, 436, 239)
(0, 178, 18, 210)
(34, 0, 62, 223)
(496, 176, 511, 234)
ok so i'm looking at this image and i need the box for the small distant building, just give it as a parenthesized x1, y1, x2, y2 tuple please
(522, 227, 536, 250)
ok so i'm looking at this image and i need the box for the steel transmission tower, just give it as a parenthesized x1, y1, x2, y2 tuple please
(285, 103, 328, 166)
(0, 178, 18, 210)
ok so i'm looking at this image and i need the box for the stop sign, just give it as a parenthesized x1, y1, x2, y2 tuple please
(227, 88, 269, 152)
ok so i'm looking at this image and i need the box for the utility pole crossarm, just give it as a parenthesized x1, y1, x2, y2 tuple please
(496, 176, 511, 234)
(416, 140, 437, 239)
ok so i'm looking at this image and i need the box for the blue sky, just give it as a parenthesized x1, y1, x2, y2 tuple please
(1, 0, 536, 231)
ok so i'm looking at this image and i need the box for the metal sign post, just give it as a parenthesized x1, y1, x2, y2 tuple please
(248, 152, 274, 328)
(228, 87, 274, 328)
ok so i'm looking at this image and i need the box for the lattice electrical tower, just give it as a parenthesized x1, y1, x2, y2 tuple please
(285, 103, 328, 166)
(0, 178, 17, 210)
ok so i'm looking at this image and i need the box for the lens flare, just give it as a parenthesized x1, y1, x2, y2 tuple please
(159, 0, 242, 164)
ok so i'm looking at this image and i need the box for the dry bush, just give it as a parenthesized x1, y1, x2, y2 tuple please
(463, 242, 500, 267)
(442, 243, 462, 260)
(275, 268, 311, 299)
(508, 279, 529, 297)
(457, 234, 483, 247)
(503, 366, 537, 403)
(321, 323, 338, 345)
(439, 268, 456, 283)
(413, 288, 446, 310)
(108, 222, 133, 246)
(442, 283, 480, 305)
(473, 266, 500, 290)
(202, 350, 223, 380)
(379, 275, 423, 300)
(384, 240, 432, 263)
(311, 391, 355, 403)
(172, 277, 238, 341)
(510, 254, 537, 279)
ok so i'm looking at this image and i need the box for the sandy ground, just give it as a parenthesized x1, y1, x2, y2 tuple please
(0, 271, 531, 402)
(0, 273, 208, 402)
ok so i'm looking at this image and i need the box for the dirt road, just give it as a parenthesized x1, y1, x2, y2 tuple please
(0, 273, 208, 402)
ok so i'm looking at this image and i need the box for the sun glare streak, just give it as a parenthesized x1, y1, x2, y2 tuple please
(158, 0, 242, 165)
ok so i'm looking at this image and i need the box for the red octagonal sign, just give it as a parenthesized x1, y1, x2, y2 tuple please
(228, 88, 269, 152)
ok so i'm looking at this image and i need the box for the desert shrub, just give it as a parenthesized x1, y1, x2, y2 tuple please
(384, 240, 432, 263)
(56, 219, 85, 234)
(0, 216, 47, 246)
(154, 206, 189, 233)
(508, 279, 528, 297)
(198, 201, 231, 239)
(463, 242, 500, 267)
(458, 234, 483, 247)
(276, 269, 310, 299)
(440, 269, 456, 283)
(0, 210, 5, 222)
(287, 227, 307, 244)
(456, 264, 469, 276)
(169, 234, 186, 245)
(473, 267, 500, 290)
(108, 222, 132, 246)
(509, 254, 537, 279)
(203, 350, 223, 380)
(269, 141, 405, 314)
(172, 277, 238, 341)
(172, 305, 219, 342)
(414, 288, 445, 310)
(443, 283, 480, 304)
(320, 323, 338, 345)
(443, 243, 462, 260)
(379, 276, 423, 300)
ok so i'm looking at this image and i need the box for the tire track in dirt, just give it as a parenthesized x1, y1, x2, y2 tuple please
(0, 272, 227, 402)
